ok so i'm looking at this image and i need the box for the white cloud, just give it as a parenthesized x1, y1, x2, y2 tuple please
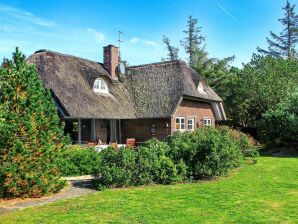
(130, 37, 140, 43)
(87, 28, 105, 43)
(143, 40, 158, 47)
(129, 37, 158, 47)
(0, 4, 55, 27)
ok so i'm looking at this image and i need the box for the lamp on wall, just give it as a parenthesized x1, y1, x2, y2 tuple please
(151, 124, 156, 136)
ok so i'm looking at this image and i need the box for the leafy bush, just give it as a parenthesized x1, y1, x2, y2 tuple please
(137, 139, 186, 184)
(94, 127, 256, 189)
(95, 147, 136, 188)
(218, 126, 260, 160)
(57, 145, 102, 176)
(95, 139, 185, 188)
(167, 127, 243, 179)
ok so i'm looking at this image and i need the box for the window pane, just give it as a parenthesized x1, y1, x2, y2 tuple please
(181, 124, 185, 129)
(176, 118, 179, 123)
(188, 118, 194, 130)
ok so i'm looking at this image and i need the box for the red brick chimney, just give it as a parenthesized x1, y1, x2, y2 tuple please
(103, 45, 119, 79)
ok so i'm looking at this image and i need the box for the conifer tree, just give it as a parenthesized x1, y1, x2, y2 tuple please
(257, 0, 298, 58)
(162, 35, 179, 61)
(180, 16, 205, 67)
(0, 48, 67, 198)
(194, 50, 235, 88)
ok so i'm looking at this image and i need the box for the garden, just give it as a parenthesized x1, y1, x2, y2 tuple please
(1, 156, 297, 223)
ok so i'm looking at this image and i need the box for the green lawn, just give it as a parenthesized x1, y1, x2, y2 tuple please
(1, 156, 298, 224)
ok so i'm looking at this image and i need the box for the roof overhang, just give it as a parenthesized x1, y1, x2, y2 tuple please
(170, 95, 226, 121)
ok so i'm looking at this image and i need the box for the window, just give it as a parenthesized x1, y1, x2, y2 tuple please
(93, 78, 109, 94)
(188, 117, 195, 131)
(197, 81, 207, 94)
(175, 117, 185, 131)
(203, 118, 212, 126)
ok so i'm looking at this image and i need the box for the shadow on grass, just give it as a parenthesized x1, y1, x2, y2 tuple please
(259, 148, 298, 158)
(70, 179, 98, 190)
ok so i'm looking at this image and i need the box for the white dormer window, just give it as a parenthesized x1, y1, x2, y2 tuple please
(93, 78, 109, 94)
(197, 81, 207, 95)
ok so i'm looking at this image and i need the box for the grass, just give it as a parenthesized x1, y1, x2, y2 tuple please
(1, 156, 298, 224)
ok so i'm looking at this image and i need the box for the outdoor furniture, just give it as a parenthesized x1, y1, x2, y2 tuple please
(126, 138, 136, 148)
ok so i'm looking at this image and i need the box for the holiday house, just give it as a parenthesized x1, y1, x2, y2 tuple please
(27, 45, 226, 145)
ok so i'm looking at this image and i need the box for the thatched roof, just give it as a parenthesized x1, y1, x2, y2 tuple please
(26, 50, 223, 119)
(126, 60, 222, 118)
(27, 50, 136, 119)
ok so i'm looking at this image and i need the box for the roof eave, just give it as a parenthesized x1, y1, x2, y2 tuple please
(182, 95, 223, 103)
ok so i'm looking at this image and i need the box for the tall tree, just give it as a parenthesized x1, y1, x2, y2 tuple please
(194, 50, 235, 88)
(0, 48, 68, 198)
(180, 16, 205, 67)
(220, 56, 298, 137)
(257, 0, 298, 58)
(162, 35, 179, 61)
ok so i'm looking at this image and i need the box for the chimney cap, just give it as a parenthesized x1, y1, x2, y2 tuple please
(104, 45, 118, 48)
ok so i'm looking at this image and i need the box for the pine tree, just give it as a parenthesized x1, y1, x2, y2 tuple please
(194, 50, 235, 88)
(162, 35, 179, 61)
(0, 48, 68, 198)
(180, 16, 205, 67)
(257, 0, 298, 58)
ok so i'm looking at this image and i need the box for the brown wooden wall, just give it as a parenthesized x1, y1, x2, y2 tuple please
(121, 118, 171, 143)
(95, 119, 109, 144)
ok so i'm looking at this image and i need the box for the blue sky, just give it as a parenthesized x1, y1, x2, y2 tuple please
(0, 0, 296, 67)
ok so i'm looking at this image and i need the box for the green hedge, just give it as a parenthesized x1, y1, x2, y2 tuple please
(57, 145, 102, 176)
(93, 126, 259, 189)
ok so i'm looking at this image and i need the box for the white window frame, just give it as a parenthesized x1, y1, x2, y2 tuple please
(175, 117, 186, 132)
(187, 117, 195, 131)
(93, 78, 109, 94)
(202, 118, 212, 126)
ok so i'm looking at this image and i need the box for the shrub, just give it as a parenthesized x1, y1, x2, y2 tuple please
(95, 147, 136, 188)
(157, 156, 179, 184)
(57, 145, 102, 176)
(218, 126, 260, 160)
(167, 127, 243, 179)
(137, 139, 186, 184)
(93, 127, 255, 189)
(94, 139, 185, 188)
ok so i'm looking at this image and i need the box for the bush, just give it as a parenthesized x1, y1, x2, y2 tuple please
(167, 127, 243, 179)
(95, 147, 136, 188)
(93, 127, 256, 189)
(57, 145, 102, 176)
(137, 139, 186, 184)
(218, 126, 260, 160)
(95, 140, 184, 188)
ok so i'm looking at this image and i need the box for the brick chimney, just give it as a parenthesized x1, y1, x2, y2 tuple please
(103, 45, 119, 79)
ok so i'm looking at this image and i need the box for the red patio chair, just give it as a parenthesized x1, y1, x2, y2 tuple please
(126, 138, 136, 148)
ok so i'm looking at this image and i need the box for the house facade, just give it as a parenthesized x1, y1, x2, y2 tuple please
(27, 45, 226, 144)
